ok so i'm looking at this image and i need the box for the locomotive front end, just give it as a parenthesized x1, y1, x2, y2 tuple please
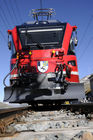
(4, 9, 85, 103)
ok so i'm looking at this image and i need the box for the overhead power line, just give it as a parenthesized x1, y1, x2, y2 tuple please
(0, 12, 8, 28)
(78, 37, 93, 60)
(40, 0, 43, 20)
(9, 0, 20, 24)
(77, 15, 93, 62)
(78, 15, 93, 47)
(15, 0, 23, 23)
(0, 5, 12, 27)
(0, 31, 7, 42)
(40, 0, 43, 9)
(3, 0, 15, 26)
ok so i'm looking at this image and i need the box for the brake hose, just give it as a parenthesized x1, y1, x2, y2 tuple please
(3, 60, 18, 87)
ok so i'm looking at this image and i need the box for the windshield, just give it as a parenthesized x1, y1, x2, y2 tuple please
(68, 32, 76, 55)
(18, 25, 65, 50)
(9, 35, 16, 58)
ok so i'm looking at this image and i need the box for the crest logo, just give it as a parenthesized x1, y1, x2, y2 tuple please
(37, 61, 48, 73)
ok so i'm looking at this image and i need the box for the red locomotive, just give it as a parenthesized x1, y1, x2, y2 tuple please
(4, 9, 85, 104)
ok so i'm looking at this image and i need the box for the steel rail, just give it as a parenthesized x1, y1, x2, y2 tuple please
(0, 105, 31, 137)
(0, 106, 29, 114)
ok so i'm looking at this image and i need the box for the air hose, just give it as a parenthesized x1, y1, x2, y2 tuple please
(3, 60, 18, 87)
(55, 64, 64, 82)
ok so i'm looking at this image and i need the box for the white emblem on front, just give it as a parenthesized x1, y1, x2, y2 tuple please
(37, 61, 48, 73)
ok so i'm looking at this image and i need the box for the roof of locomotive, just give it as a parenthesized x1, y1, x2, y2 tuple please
(17, 20, 67, 28)
(8, 20, 77, 35)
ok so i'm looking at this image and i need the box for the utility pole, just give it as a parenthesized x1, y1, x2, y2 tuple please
(40, 0, 43, 20)
(40, 0, 43, 9)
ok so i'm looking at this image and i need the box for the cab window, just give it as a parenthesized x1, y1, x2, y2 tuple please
(68, 33, 76, 55)
(10, 35, 16, 58)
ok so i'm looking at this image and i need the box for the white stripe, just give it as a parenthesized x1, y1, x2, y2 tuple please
(21, 31, 25, 33)
(21, 28, 63, 33)
(71, 71, 79, 75)
(11, 71, 78, 78)
(11, 74, 19, 78)
(63, 71, 79, 75)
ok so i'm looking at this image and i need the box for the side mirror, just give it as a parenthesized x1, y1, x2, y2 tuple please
(74, 37, 78, 46)
(8, 41, 11, 50)
(74, 30, 78, 46)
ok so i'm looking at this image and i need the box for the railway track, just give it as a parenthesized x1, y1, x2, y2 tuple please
(0, 105, 30, 137)
(0, 102, 93, 139)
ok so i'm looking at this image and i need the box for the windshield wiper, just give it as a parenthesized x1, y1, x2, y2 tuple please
(24, 32, 46, 49)
(36, 43, 45, 49)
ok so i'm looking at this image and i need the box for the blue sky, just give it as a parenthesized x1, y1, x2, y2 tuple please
(0, 0, 93, 101)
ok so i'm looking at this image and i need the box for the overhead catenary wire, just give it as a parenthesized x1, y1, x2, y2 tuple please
(3, 0, 15, 26)
(78, 15, 93, 48)
(0, 11, 9, 28)
(0, 1, 12, 43)
(15, 0, 24, 23)
(40, 0, 43, 20)
(77, 15, 93, 64)
(9, 0, 20, 24)
(0, 31, 7, 42)
(78, 37, 93, 60)
(40, 0, 43, 9)
(0, 4, 12, 27)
